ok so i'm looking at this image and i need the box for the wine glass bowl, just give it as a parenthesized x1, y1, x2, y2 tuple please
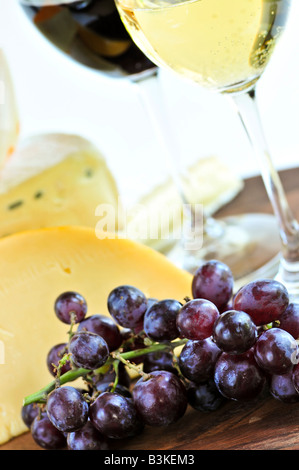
(19, 0, 156, 81)
(115, 0, 289, 93)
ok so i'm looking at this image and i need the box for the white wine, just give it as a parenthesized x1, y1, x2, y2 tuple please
(116, 0, 290, 92)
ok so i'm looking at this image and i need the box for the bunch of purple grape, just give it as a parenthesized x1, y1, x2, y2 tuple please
(21, 260, 299, 450)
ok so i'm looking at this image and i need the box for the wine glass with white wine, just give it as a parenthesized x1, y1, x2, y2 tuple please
(111, 0, 299, 297)
(17, 0, 293, 285)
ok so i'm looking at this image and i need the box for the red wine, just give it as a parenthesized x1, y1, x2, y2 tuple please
(21, 0, 156, 79)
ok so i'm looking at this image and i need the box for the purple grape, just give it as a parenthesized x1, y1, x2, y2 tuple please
(270, 371, 299, 403)
(254, 328, 299, 375)
(214, 349, 266, 401)
(21, 403, 40, 429)
(233, 279, 289, 326)
(107, 285, 148, 329)
(178, 338, 221, 383)
(93, 381, 132, 398)
(213, 310, 258, 354)
(143, 299, 181, 342)
(218, 300, 233, 314)
(77, 314, 122, 352)
(292, 364, 299, 393)
(46, 343, 71, 377)
(176, 299, 220, 341)
(143, 351, 177, 375)
(46, 386, 89, 433)
(122, 334, 147, 365)
(147, 298, 158, 309)
(54, 291, 87, 324)
(192, 260, 234, 309)
(69, 331, 109, 370)
(132, 320, 144, 334)
(278, 303, 299, 339)
(67, 421, 109, 450)
(90, 392, 143, 439)
(187, 380, 225, 412)
(134, 297, 157, 334)
(31, 413, 66, 450)
(132, 370, 187, 426)
(91, 363, 131, 391)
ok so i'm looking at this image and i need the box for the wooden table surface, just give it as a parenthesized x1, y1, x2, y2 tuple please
(2, 168, 299, 451)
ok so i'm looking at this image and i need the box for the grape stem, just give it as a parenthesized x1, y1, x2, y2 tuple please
(23, 338, 187, 406)
(110, 360, 120, 393)
(111, 351, 148, 379)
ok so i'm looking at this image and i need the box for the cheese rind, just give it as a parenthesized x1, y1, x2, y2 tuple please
(0, 226, 192, 445)
(0, 50, 19, 170)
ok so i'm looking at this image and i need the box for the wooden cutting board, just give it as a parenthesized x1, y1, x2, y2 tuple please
(2, 395, 298, 450)
(1, 168, 299, 451)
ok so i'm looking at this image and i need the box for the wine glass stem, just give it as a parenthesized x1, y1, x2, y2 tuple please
(132, 75, 211, 248)
(230, 88, 299, 277)
(132, 75, 189, 205)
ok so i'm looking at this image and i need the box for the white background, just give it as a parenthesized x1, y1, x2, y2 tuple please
(0, 0, 298, 204)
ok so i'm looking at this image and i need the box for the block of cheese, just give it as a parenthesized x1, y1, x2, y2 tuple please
(0, 134, 121, 237)
(127, 155, 244, 254)
(0, 226, 192, 445)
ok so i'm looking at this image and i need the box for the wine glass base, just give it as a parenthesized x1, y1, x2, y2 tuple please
(167, 213, 281, 286)
(275, 260, 299, 302)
